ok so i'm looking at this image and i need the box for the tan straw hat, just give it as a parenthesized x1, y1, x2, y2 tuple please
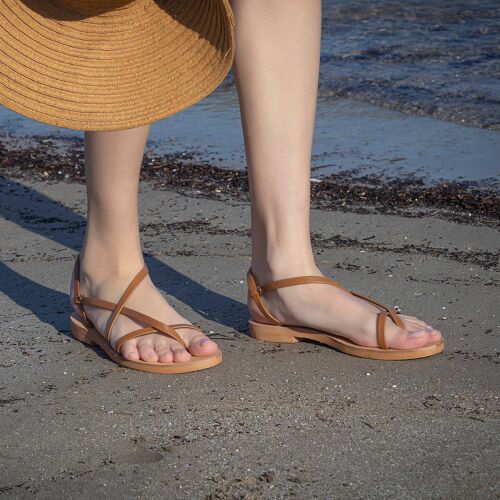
(0, 0, 235, 131)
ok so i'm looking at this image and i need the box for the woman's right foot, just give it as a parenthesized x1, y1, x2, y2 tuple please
(70, 256, 219, 363)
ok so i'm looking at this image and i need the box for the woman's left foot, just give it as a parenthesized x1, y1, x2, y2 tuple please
(247, 265, 442, 351)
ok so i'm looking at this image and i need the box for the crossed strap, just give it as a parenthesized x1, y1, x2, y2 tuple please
(71, 255, 203, 354)
(247, 268, 405, 350)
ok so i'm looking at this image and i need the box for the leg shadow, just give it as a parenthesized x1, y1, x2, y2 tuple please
(0, 176, 248, 338)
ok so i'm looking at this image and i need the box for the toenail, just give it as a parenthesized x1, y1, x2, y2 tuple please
(200, 338, 211, 345)
(409, 330, 425, 338)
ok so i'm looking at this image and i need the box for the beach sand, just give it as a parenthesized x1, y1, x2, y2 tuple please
(0, 171, 498, 498)
(1, 0, 499, 494)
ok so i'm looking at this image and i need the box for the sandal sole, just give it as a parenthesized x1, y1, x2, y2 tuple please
(70, 313, 222, 374)
(249, 320, 444, 360)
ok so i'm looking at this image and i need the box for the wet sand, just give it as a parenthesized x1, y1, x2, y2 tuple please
(2, 93, 500, 186)
(0, 163, 499, 497)
(1, 134, 499, 229)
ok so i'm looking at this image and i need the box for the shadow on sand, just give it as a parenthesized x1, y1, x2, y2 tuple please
(0, 175, 248, 343)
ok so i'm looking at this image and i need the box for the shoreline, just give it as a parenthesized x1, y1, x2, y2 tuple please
(1, 134, 498, 227)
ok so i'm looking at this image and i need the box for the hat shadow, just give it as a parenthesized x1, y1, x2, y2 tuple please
(0, 175, 248, 342)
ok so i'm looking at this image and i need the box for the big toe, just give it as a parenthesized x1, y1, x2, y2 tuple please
(187, 335, 219, 357)
(389, 326, 434, 350)
(427, 328, 443, 342)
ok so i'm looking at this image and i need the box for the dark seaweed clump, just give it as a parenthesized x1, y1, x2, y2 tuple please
(0, 135, 498, 226)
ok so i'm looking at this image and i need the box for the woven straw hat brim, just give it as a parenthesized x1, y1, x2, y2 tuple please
(0, 0, 235, 131)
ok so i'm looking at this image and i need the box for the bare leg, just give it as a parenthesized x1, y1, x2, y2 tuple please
(69, 125, 218, 362)
(230, 0, 442, 349)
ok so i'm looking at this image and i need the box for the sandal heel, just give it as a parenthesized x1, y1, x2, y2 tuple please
(70, 313, 97, 346)
(248, 320, 298, 344)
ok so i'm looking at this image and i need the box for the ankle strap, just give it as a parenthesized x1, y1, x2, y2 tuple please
(247, 269, 281, 324)
(72, 255, 89, 324)
(247, 268, 350, 326)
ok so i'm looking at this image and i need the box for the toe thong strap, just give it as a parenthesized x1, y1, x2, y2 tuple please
(170, 323, 205, 335)
(376, 306, 408, 350)
(350, 290, 404, 327)
(352, 290, 405, 350)
(376, 311, 389, 350)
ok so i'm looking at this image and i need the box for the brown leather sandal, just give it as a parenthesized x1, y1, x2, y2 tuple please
(247, 269, 444, 360)
(69, 255, 222, 374)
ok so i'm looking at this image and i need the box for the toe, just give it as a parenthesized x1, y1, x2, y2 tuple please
(428, 328, 443, 341)
(405, 318, 442, 339)
(171, 346, 191, 363)
(120, 340, 140, 361)
(187, 334, 218, 357)
(137, 338, 159, 362)
(154, 338, 173, 364)
(400, 314, 432, 330)
(388, 326, 432, 350)
(157, 348, 174, 363)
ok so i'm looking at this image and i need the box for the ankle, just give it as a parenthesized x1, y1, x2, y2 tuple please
(79, 244, 145, 285)
(250, 253, 320, 285)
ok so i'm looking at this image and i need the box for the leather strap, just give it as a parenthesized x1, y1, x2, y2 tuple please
(78, 296, 188, 348)
(376, 311, 388, 349)
(169, 323, 205, 335)
(247, 267, 404, 350)
(72, 254, 193, 352)
(114, 323, 204, 355)
(115, 327, 158, 354)
(247, 269, 351, 326)
(71, 255, 89, 324)
(103, 265, 148, 342)
(247, 269, 282, 325)
(260, 275, 351, 294)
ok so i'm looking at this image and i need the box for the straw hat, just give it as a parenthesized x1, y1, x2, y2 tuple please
(0, 0, 235, 131)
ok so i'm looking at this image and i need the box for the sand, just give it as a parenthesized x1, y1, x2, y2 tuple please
(0, 173, 498, 499)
